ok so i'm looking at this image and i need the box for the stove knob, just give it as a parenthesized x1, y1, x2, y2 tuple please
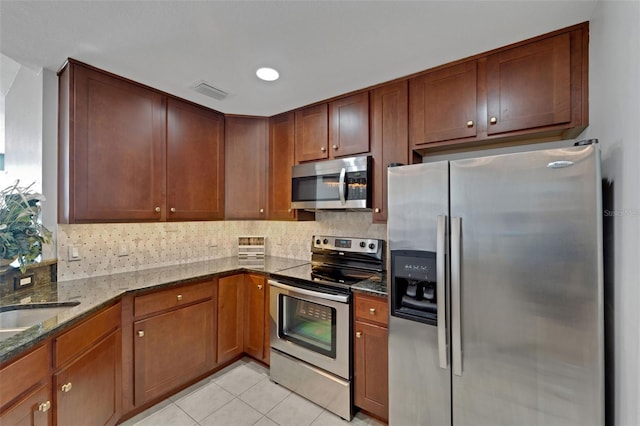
(315, 239, 321, 245)
(369, 243, 376, 250)
(359, 241, 366, 248)
(323, 238, 329, 244)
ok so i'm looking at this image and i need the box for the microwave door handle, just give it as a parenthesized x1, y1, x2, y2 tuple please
(338, 168, 346, 205)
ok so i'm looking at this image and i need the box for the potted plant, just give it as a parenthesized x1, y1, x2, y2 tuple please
(0, 181, 52, 273)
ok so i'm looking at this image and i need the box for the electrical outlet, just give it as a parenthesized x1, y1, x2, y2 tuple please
(68, 245, 81, 261)
(118, 244, 129, 257)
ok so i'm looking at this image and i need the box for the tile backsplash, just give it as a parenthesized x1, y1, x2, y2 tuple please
(57, 212, 386, 281)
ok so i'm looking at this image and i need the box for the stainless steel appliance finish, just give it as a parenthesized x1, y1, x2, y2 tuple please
(269, 279, 351, 379)
(388, 144, 604, 426)
(291, 155, 372, 210)
(269, 235, 385, 421)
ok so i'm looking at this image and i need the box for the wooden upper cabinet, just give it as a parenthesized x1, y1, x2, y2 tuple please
(486, 32, 571, 135)
(268, 113, 315, 221)
(268, 113, 296, 220)
(166, 99, 225, 220)
(225, 116, 268, 219)
(410, 61, 477, 145)
(410, 22, 588, 152)
(295, 104, 329, 163)
(61, 62, 165, 223)
(371, 81, 408, 223)
(329, 92, 370, 157)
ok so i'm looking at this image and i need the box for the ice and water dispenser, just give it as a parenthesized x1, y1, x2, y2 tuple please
(390, 250, 439, 325)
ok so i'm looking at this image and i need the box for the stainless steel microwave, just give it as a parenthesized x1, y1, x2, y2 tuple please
(291, 155, 372, 210)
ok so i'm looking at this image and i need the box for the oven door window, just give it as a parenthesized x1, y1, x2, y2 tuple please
(278, 294, 337, 358)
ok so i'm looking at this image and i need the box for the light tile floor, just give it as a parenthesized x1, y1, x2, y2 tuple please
(120, 357, 386, 426)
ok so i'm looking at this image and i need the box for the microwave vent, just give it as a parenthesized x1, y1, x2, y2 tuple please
(192, 80, 228, 100)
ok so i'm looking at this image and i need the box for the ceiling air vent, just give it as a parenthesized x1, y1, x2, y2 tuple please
(191, 80, 228, 100)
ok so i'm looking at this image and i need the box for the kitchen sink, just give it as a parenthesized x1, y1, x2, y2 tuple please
(0, 302, 80, 341)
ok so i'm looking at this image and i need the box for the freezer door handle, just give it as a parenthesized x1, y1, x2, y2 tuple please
(452, 216, 463, 376)
(436, 215, 448, 369)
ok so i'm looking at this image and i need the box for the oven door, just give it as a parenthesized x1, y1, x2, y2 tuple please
(269, 279, 350, 379)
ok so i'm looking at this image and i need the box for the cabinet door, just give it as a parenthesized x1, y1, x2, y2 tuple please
(410, 61, 477, 146)
(268, 113, 296, 220)
(0, 384, 51, 426)
(134, 300, 214, 405)
(167, 99, 225, 220)
(295, 104, 329, 163)
(243, 274, 266, 361)
(217, 275, 245, 364)
(329, 92, 370, 157)
(71, 64, 165, 222)
(486, 32, 571, 135)
(354, 320, 388, 421)
(55, 330, 122, 426)
(371, 81, 408, 223)
(225, 117, 268, 219)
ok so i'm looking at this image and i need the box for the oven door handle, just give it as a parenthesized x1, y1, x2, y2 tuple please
(268, 280, 350, 303)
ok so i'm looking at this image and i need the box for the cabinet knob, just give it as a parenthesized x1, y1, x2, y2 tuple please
(259, 208, 264, 214)
(61, 382, 73, 393)
(155, 206, 161, 213)
(38, 400, 51, 412)
(170, 207, 176, 213)
(320, 146, 327, 152)
(332, 144, 338, 150)
(369, 307, 376, 315)
(137, 330, 145, 337)
(356, 331, 362, 338)
(466, 120, 474, 127)
(489, 116, 498, 124)
(177, 294, 183, 301)
(374, 208, 380, 213)
(288, 208, 292, 213)
(257, 284, 263, 290)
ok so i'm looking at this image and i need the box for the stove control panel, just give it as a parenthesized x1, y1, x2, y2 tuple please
(313, 235, 382, 255)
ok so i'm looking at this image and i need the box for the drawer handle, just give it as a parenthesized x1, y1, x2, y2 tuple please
(177, 294, 183, 301)
(38, 400, 51, 412)
(356, 331, 362, 338)
(489, 116, 498, 124)
(257, 284, 263, 290)
(369, 308, 376, 315)
(61, 382, 73, 393)
(137, 330, 145, 337)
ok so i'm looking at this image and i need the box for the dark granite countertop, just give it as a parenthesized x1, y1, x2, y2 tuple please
(0, 256, 309, 364)
(351, 276, 388, 297)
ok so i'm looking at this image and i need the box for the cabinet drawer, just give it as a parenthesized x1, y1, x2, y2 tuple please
(354, 293, 388, 326)
(54, 303, 121, 368)
(0, 344, 50, 409)
(135, 280, 213, 318)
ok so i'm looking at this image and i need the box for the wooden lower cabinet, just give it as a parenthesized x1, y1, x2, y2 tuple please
(0, 384, 52, 426)
(244, 274, 268, 362)
(55, 330, 122, 426)
(353, 293, 389, 421)
(218, 273, 270, 365)
(217, 275, 245, 364)
(134, 299, 215, 405)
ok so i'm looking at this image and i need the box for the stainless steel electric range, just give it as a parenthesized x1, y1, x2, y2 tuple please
(268, 235, 384, 420)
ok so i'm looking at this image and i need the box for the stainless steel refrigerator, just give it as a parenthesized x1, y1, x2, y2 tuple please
(387, 143, 604, 426)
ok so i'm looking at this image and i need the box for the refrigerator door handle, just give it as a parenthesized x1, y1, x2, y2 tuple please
(452, 216, 463, 376)
(436, 215, 448, 369)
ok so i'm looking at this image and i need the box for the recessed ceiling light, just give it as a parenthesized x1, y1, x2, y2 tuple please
(256, 67, 279, 81)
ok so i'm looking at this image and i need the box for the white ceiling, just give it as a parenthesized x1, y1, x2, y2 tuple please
(0, 1, 598, 117)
